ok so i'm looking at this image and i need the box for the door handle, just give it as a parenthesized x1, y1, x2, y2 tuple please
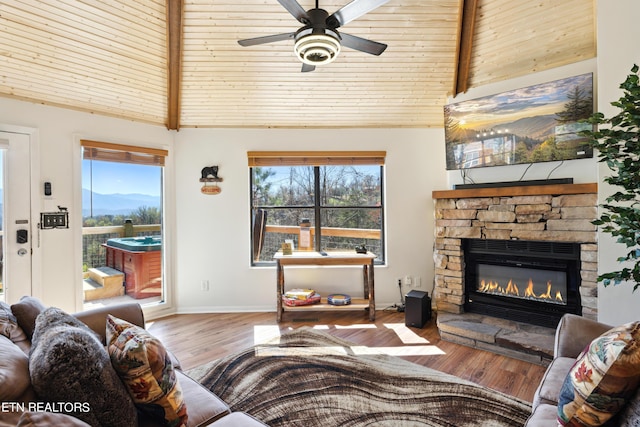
(17, 248, 28, 256)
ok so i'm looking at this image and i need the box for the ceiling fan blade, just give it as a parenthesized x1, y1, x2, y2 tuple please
(340, 33, 387, 55)
(238, 32, 295, 47)
(329, 0, 390, 28)
(301, 63, 316, 73)
(277, 0, 310, 24)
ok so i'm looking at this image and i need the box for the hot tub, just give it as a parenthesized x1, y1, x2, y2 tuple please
(103, 236, 162, 299)
(105, 236, 161, 252)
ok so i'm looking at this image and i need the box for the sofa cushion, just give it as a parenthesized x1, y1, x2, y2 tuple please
(10, 296, 46, 340)
(0, 301, 29, 352)
(0, 335, 31, 401)
(532, 356, 576, 408)
(29, 307, 138, 427)
(106, 315, 188, 427)
(557, 321, 640, 426)
(525, 403, 561, 427)
(138, 371, 230, 427)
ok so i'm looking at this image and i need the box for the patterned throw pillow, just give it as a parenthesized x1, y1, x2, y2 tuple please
(557, 321, 640, 426)
(106, 315, 188, 427)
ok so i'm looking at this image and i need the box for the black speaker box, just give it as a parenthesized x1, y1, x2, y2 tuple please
(405, 290, 431, 328)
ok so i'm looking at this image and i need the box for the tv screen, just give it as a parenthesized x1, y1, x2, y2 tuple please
(444, 73, 594, 170)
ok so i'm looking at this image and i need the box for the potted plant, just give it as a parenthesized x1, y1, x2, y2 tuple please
(582, 64, 640, 292)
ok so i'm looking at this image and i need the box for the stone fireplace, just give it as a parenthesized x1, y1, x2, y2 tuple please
(431, 183, 598, 363)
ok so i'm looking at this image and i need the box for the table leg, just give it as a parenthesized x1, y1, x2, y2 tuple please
(276, 261, 283, 322)
(362, 265, 369, 299)
(368, 260, 375, 321)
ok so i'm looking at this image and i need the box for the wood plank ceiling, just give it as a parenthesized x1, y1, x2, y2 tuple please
(0, 0, 595, 129)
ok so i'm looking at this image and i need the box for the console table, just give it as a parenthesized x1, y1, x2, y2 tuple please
(274, 251, 376, 322)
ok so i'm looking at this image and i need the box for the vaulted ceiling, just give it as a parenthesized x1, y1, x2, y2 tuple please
(0, 0, 595, 129)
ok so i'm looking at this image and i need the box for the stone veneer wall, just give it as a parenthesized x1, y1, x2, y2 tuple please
(432, 186, 598, 320)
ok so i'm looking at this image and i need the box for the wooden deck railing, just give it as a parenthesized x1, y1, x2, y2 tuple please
(264, 225, 381, 240)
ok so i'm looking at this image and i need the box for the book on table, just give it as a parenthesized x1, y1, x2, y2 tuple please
(284, 288, 316, 300)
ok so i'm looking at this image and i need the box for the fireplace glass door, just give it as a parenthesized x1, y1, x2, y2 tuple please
(476, 263, 568, 305)
(464, 239, 581, 327)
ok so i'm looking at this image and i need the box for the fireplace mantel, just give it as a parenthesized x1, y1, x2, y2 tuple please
(432, 182, 597, 199)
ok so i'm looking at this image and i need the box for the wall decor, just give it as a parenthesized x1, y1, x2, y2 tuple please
(444, 73, 594, 170)
(200, 165, 223, 195)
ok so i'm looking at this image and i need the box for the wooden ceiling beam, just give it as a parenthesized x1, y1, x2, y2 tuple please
(453, 0, 478, 96)
(166, 0, 183, 130)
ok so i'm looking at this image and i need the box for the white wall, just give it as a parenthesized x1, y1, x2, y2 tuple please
(445, 59, 599, 188)
(173, 128, 447, 312)
(0, 97, 448, 315)
(594, 0, 640, 324)
(0, 99, 174, 313)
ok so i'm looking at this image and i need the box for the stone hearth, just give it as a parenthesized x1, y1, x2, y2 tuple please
(437, 312, 555, 365)
(431, 183, 598, 363)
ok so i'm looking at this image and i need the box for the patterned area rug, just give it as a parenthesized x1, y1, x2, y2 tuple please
(187, 327, 532, 427)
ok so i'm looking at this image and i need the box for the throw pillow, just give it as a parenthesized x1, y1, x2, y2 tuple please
(10, 296, 46, 340)
(0, 335, 31, 401)
(106, 315, 188, 427)
(557, 320, 640, 426)
(0, 301, 29, 352)
(29, 307, 137, 427)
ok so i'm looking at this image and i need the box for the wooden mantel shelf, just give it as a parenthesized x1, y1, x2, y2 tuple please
(432, 183, 597, 199)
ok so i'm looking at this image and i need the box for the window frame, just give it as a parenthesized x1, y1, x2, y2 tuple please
(248, 151, 386, 266)
(80, 139, 167, 307)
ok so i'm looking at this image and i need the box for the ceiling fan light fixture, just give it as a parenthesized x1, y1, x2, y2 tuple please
(294, 32, 341, 66)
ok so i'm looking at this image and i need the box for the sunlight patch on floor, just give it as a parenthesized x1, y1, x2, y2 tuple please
(253, 325, 282, 345)
(384, 323, 430, 344)
(334, 324, 378, 329)
(252, 323, 446, 357)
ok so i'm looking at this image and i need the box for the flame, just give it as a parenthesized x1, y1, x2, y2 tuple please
(538, 281, 553, 299)
(477, 277, 565, 304)
(505, 279, 519, 296)
(524, 279, 536, 298)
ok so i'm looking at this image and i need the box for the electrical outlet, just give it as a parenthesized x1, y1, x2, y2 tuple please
(404, 275, 412, 286)
(201, 280, 210, 291)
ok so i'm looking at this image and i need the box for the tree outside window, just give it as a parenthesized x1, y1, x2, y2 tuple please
(249, 153, 385, 265)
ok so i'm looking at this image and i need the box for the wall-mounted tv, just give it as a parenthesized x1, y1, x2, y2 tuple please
(444, 73, 594, 170)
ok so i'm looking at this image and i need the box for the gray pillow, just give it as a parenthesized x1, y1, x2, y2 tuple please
(29, 307, 137, 427)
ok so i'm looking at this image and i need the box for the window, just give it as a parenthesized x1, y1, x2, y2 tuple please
(81, 140, 167, 307)
(249, 151, 386, 265)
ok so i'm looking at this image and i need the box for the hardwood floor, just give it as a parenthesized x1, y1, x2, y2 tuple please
(147, 309, 547, 403)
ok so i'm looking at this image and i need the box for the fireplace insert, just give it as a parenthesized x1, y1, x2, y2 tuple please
(464, 239, 581, 328)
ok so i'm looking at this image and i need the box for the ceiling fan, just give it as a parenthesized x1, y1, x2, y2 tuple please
(237, 0, 390, 72)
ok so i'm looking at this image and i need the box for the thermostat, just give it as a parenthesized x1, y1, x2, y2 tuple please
(40, 211, 69, 229)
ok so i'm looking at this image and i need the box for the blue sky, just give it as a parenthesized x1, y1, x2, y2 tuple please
(82, 160, 162, 196)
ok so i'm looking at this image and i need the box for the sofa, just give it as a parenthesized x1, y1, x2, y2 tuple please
(525, 313, 640, 426)
(0, 298, 267, 427)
